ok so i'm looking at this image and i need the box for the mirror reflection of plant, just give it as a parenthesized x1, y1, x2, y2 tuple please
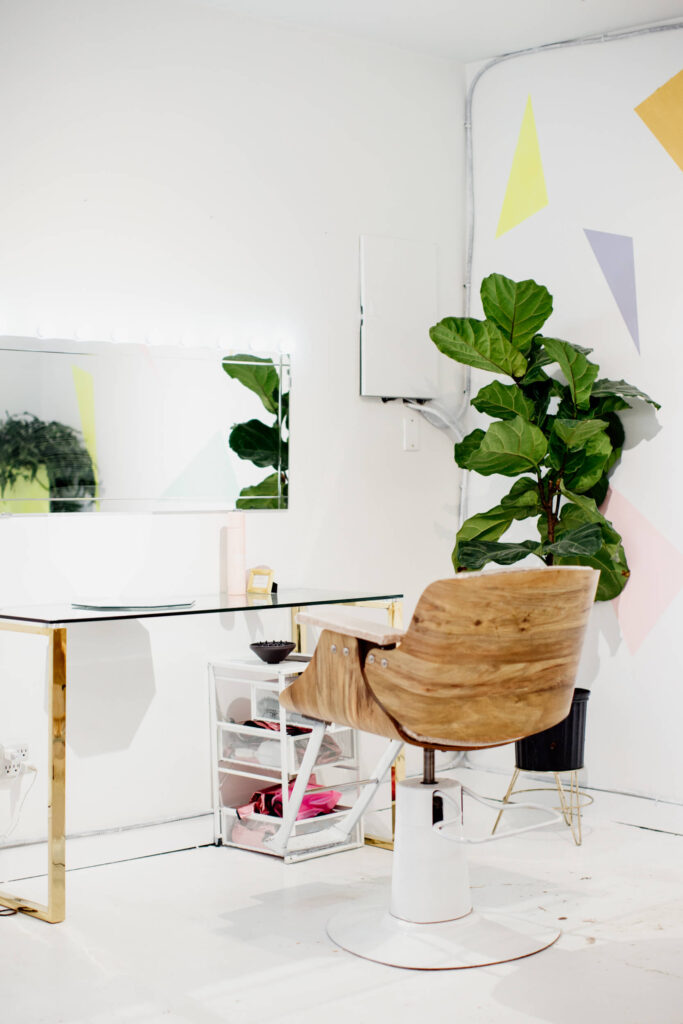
(429, 274, 660, 600)
(0, 413, 97, 512)
(222, 354, 288, 509)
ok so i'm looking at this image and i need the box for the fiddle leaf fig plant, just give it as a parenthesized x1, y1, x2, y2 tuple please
(222, 354, 289, 509)
(430, 273, 660, 601)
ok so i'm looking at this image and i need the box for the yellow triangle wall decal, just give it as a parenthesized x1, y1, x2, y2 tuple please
(496, 95, 548, 238)
(635, 69, 683, 173)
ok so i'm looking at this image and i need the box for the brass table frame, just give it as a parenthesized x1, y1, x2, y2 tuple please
(0, 622, 66, 923)
(0, 590, 401, 924)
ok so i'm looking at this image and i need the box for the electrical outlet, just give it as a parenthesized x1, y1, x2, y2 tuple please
(0, 743, 27, 779)
(1, 750, 21, 778)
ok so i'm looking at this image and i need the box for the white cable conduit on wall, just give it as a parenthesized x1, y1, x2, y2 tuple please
(448, 18, 683, 530)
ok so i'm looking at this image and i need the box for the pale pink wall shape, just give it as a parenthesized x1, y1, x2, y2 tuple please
(602, 488, 683, 654)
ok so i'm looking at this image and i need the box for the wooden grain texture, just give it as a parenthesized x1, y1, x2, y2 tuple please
(279, 630, 403, 741)
(366, 567, 599, 749)
(281, 567, 599, 752)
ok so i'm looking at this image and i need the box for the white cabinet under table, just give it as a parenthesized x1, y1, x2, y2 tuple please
(210, 657, 363, 862)
(0, 587, 402, 922)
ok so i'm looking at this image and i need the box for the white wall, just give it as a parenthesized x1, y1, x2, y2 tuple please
(466, 30, 683, 803)
(0, 0, 465, 852)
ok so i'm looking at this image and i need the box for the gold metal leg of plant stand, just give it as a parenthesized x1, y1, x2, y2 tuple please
(492, 768, 587, 847)
(0, 624, 66, 922)
(491, 767, 521, 836)
(554, 771, 583, 845)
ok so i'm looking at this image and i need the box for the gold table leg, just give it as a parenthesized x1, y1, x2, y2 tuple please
(363, 599, 403, 851)
(0, 623, 66, 923)
(289, 598, 405, 852)
(290, 607, 307, 655)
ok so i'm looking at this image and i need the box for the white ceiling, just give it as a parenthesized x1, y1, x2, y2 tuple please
(205, 0, 683, 61)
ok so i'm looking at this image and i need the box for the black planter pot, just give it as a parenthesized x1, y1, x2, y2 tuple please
(515, 688, 589, 773)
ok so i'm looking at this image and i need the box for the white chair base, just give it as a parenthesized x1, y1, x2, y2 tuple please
(327, 906, 560, 970)
(326, 776, 561, 970)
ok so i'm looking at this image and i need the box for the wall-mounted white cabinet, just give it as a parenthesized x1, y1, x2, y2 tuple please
(360, 234, 441, 399)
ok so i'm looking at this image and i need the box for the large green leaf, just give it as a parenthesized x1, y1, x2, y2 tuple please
(229, 419, 283, 469)
(467, 416, 548, 477)
(557, 487, 630, 598)
(590, 393, 631, 415)
(480, 274, 553, 355)
(457, 539, 542, 571)
(430, 318, 527, 378)
(522, 338, 594, 387)
(590, 378, 660, 410)
(222, 355, 280, 415)
(500, 477, 543, 518)
(523, 378, 562, 425)
(453, 429, 485, 470)
(556, 544, 629, 601)
(456, 506, 516, 545)
(553, 418, 608, 449)
(562, 431, 612, 493)
(552, 489, 629, 598)
(236, 472, 287, 510)
(544, 522, 602, 557)
(584, 475, 610, 507)
(558, 488, 624, 551)
(452, 504, 517, 569)
(471, 381, 535, 421)
(542, 338, 599, 410)
(519, 342, 552, 386)
(580, 418, 623, 505)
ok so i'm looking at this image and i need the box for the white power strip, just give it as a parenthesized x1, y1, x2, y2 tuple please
(0, 750, 37, 840)
(0, 742, 30, 780)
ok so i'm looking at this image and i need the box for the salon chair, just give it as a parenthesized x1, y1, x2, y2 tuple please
(280, 565, 599, 969)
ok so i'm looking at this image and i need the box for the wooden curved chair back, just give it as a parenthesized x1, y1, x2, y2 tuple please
(280, 567, 599, 751)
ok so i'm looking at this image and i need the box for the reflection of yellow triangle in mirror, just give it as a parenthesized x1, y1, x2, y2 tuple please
(635, 70, 683, 173)
(496, 96, 548, 237)
(72, 365, 99, 505)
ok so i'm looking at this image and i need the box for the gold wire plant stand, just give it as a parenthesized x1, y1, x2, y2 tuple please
(491, 768, 594, 846)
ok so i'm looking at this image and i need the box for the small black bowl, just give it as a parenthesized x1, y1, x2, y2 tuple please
(250, 641, 296, 664)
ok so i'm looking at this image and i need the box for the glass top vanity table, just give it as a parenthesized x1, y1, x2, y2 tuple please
(0, 587, 403, 923)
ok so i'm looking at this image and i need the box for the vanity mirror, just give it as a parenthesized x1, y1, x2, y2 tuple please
(0, 338, 290, 513)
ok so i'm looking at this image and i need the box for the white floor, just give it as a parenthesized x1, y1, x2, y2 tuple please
(3, 778, 683, 1024)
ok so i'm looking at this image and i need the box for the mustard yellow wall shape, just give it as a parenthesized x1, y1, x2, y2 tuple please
(635, 69, 683, 174)
(72, 366, 99, 504)
(496, 95, 548, 238)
